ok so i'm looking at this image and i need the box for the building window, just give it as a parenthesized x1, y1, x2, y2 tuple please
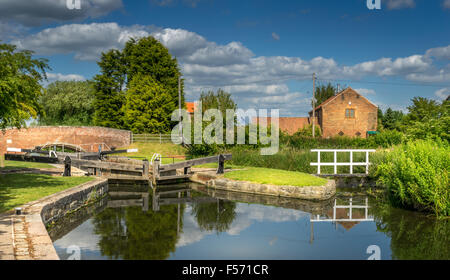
(345, 109, 355, 118)
(339, 131, 344, 136)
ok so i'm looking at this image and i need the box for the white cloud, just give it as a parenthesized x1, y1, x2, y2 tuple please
(11, 22, 450, 115)
(47, 73, 85, 82)
(0, 0, 123, 26)
(385, 0, 416, 10)
(443, 0, 450, 9)
(435, 88, 450, 100)
(271, 32, 280, 41)
(355, 88, 376, 96)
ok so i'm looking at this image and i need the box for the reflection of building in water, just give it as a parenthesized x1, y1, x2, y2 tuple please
(310, 197, 373, 243)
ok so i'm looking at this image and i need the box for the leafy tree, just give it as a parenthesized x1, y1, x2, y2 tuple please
(93, 49, 127, 129)
(93, 36, 183, 131)
(199, 89, 237, 115)
(0, 43, 49, 130)
(124, 74, 176, 133)
(314, 83, 337, 106)
(38, 80, 95, 126)
(192, 200, 236, 233)
(382, 108, 404, 130)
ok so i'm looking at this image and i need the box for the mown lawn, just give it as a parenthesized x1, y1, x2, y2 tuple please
(0, 174, 94, 213)
(116, 142, 186, 164)
(224, 167, 328, 187)
(1, 160, 54, 170)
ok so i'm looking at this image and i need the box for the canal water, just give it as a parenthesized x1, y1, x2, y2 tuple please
(50, 183, 449, 260)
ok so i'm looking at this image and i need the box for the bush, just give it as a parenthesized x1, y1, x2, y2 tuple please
(376, 140, 450, 217)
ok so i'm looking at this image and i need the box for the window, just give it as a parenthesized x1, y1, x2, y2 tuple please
(345, 109, 355, 118)
(338, 131, 344, 136)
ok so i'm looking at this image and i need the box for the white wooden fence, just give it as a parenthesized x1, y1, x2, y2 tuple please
(310, 149, 376, 175)
(131, 134, 181, 144)
(310, 197, 374, 222)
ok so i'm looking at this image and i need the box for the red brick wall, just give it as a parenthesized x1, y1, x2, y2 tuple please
(252, 117, 319, 135)
(0, 126, 131, 154)
(321, 89, 378, 138)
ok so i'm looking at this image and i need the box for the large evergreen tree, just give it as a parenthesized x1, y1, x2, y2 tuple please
(93, 37, 183, 131)
(125, 74, 176, 133)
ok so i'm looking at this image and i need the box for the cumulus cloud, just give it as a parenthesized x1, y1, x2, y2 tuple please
(271, 32, 280, 41)
(11, 22, 450, 115)
(0, 0, 123, 26)
(354, 88, 376, 96)
(385, 0, 416, 10)
(444, 0, 450, 9)
(435, 88, 450, 100)
(47, 73, 85, 82)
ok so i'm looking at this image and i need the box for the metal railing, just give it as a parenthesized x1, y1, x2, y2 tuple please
(131, 134, 181, 144)
(310, 149, 376, 175)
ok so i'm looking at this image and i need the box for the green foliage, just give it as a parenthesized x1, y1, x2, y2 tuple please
(199, 89, 237, 116)
(376, 140, 450, 217)
(381, 108, 404, 130)
(93, 37, 183, 131)
(314, 83, 337, 106)
(125, 74, 176, 133)
(93, 49, 127, 128)
(293, 124, 322, 137)
(0, 43, 50, 130)
(372, 202, 450, 259)
(192, 200, 236, 232)
(38, 81, 95, 126)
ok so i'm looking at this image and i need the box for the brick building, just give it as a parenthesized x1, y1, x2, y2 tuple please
(253, 87, 378, 138)
(309, 87, 378, 138)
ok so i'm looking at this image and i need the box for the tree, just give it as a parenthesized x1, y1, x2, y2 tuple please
(405, 97, 442, 122)
(93, 49, 127, 129)
(0, 43, 49, 130)
(125, 74, 176, 133)
(93, 36, 184, 131)
(38, 80, 95, 126)
(314, 83, 337, 107)
(382, 108, 404, 130)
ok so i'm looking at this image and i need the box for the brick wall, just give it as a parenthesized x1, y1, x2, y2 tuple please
(252, 117, 319, 135)
(320, 89, 378, 138)
(0, 126, 131, 154)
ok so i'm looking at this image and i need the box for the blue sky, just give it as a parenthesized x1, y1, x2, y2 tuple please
(2, 0, 450, 116)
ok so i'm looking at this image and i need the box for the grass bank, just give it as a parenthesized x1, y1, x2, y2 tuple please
(0, 174, 94, 213)
(224, 167, 328, 187)
(117, 142, 186, 164)
(1, 160, 54, 170)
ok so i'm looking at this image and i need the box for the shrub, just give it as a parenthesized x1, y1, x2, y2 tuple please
(376, 140, 450, 217)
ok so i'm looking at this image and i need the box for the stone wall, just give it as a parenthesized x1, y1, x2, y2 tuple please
(0, 126, 131, 154)
(191, 171, 336, 201)
(18, 178, 108, 260)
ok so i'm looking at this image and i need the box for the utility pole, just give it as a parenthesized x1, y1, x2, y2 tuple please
(312, 73, 316, 138)
(178, 76, 182, 144)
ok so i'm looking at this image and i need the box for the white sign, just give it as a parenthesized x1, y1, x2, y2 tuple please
(6, 139, 12, 144)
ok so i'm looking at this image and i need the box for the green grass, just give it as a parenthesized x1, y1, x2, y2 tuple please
(0, 174, 94, 213)
(116, 142, 186, 164)
(224, 167, 328, 187)
(1, 160, 54, 170)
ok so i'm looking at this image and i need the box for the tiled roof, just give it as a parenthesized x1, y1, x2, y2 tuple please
(185, 102, 196, 113)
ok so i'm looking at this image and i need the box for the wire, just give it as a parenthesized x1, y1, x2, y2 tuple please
(316, 77, 450, 88)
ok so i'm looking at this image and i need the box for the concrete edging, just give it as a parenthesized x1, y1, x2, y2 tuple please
(12, 178, 108, 260)
(190, 171, 336, 201)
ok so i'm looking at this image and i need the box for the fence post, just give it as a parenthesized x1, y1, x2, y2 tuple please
(0, 152, 4, 168)
(152, 159, 160, 185)
(349, 151, 353, 174)
(333, 151, 337, 174)
(217, 154, 225, 174)
(159, 133, 162, 144)
(143, 159, 149, 179)
(63, 156, 71, 177)
(365, 151, 370, 174)
(317, 151, 321, 174)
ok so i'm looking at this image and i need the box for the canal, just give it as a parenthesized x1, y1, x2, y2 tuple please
(50, 183, 449, 260)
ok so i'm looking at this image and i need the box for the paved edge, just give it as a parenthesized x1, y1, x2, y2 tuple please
(0, 178, 108, 260)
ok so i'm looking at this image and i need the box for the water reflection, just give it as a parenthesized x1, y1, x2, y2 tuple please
(52, 183, 450, 260)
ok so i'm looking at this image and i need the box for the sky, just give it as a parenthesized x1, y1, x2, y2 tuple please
(1, 0, 450, 116)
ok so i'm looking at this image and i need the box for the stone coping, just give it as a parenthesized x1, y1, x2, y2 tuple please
(190, 171, 336, 201)
(1, 178, 108, 260)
